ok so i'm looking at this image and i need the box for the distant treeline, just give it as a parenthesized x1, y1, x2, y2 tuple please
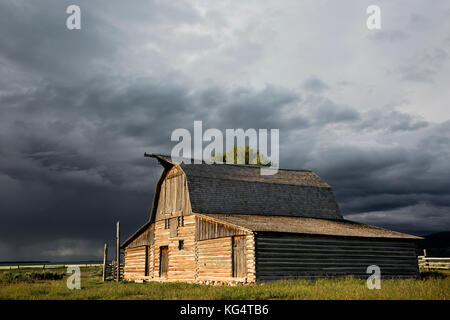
(0, 261, 50, 264)
(417, 231, 450, 257)
(0, 260, 102, 266)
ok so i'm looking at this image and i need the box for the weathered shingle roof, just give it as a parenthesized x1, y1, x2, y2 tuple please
(200, 214, 422, 240)
(150, 153, 343, 220)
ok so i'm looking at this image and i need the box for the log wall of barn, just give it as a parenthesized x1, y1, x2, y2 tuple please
(195, 215, 256, 283)
(255, 232, 419, 281)
(245, 233, 256, 283)
(152, 214, 197, 281)
(197, 237, 233, 281)
(123, 214, 257, 283)
(123, 246, 147, 280)
(123, 224, 154, 280)
(196, 234, 255, 283)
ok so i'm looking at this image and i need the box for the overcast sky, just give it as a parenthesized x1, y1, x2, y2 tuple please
(0, 0, 449, 261)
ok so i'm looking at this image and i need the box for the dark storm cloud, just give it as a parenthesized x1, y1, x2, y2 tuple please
(346, 204, 450, 235)
(0, 1, 120, 83)
(355, 108, 429, 132)
(0, 73, 308, 260)
(0, 1, 449, 260)
(304, 96, 360, 125)
(302, 121, 450, 218)
(213, 85, 306, 130)
(1, 74, 449, 259)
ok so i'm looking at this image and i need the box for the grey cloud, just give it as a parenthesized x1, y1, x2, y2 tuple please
(366, 30, 409, 43)
(0, 1, 120, 82)
(214, 85, 305, 130)
(2, 72, 449, 261)
(302, 96, 360, 125)
(399, 47, 449, 82)
(303, 76, 329, 93)
(0, 238, 105, 262)
(1, 70, 449, 261)
(336, 80, 353, 87)
(346, 204, 450, 236)
(356, 108, 429, 133)
(303, 122, 450, 216)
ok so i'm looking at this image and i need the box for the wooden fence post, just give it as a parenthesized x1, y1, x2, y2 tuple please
(102, 243, 108, 282)
(111, 259, 115, 280)
(116, 221, 120, 282)
(423, 249, 430, 271)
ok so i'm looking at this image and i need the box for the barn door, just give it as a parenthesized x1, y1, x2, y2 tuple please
(144, 246, 149, 277)
(232, 236, 246, 278)
(159, 246, 168, 278)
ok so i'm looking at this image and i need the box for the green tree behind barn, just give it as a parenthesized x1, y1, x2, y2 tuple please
(211, 145, 271, 166)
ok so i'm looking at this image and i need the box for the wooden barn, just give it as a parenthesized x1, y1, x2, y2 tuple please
(121, 153, 421, 283)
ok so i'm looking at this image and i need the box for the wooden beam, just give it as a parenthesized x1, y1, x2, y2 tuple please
(116, 221, 120, 282)
(423, 249, 430, 271)
(102, 243, 108, 282)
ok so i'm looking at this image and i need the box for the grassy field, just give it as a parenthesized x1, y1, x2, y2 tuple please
(0, 268, 448, 300)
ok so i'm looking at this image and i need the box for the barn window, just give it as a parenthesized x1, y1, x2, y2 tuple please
(164, 219, 170, 229)
(177, 216, 184, 227)
(178, 240, 184, 250)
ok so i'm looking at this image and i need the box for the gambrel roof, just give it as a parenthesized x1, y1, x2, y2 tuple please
(150, 153, 342, 220)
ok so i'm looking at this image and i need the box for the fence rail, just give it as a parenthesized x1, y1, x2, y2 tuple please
(1, 261, 124, 282)
(0, 263, 102, 271)
(109, 260, 124, 281)
(418, 256, 450, 270)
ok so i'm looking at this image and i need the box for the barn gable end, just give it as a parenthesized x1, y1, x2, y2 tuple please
(154, 165, 192, 222)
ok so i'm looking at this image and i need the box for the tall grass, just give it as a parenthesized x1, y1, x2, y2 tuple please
(0, 270, 448, 300)
(0, 271, 65, 283)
